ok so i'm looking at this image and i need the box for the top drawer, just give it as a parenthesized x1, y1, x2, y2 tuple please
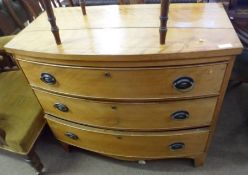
(19, 60, 226, 100)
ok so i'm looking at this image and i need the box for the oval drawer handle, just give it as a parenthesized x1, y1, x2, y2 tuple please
(54, 103, 69, 112)
(171, 111, 189, 120)
(173, 76, 194, 91)
(169, 142, 185, 151)
(65, 132, 78, 140)
(40, 73, 56, 85)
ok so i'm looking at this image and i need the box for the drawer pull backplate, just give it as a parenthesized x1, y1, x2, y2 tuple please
(173, 76, 194, 91)
(169, 143, 185, 151)
(54, 103, 69, 112)
(171, 111, 189, 120)
(40, 73, 56, 85)
(65, 132, 78, 140)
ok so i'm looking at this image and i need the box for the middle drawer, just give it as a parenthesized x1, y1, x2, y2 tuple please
(34, 89, 218, 131)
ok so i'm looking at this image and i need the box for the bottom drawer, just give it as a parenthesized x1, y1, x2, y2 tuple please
(46, 115, 209, 159)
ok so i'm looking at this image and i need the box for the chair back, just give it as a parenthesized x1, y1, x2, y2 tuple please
(228, 0, 248, 9)
(119, 0, 144, 4)
(3, 0, 68, 31)
(225, 0, 248, 46)
(0, 1, 20, 35)
(20, 0, 43, 20)
(3, 0, 30, 29)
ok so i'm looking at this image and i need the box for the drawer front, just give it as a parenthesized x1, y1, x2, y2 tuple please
(19, 60, 226, 100)
(46, 115, 209, 159)
(35, 89, 217, 130)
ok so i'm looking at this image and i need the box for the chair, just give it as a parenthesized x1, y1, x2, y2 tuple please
(224, 0, 248, 86)
(225, 0, 248, 46)
(0, 0, 21, 36)
(0, 0, 18, 67)
(2, 0, 31, 29)
(0, 37, 46, 174)
(0, 36, 16, 71)
(2, 0, 74, 30)
(20, 0, 44, 21)
(0, 0, 44, 36)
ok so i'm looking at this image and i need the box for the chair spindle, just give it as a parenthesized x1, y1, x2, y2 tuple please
(43, 0, 61, 45)
(160, 0, 170, 45)
(79, 0, 87, 15)
(68, 0, 74, 6)
(43, 0, 169, 45)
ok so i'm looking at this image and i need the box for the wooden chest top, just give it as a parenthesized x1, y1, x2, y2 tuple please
(5, 3, 243, 61)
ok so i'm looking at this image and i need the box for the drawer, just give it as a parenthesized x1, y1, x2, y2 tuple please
(19, 60, 226, 100)
(35, 89, 217, 130)
(46, 115, 209, 159)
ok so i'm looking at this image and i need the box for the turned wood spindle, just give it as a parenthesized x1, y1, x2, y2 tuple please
(79, 0, 87, 15)
(160, 0, 170, 45)
(56, 0, 62, 7)
(68, 0, 74, 6)
(119, 0, 144, 4)
(119, 0, 125, 4)
(42, 0, 61, 45)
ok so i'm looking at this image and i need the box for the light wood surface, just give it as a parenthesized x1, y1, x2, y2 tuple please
(5, 4, 242, 61)
(19, 61, 226, 100)
(46, 114, 209, 159)
(34, 89, 217, 131)
(21, 4, 234, 31)
(5, 28, 242, 61)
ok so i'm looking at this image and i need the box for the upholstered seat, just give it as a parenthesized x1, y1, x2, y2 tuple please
(0, 35, 14, 49)
(0, 70, 45, 154)
(0, 36, 15, 71)
(0, 36, 44, 174)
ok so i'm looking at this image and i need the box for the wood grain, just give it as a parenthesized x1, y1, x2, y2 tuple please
(19, 60, 226, 100)
(34, 89, 217, 131)
(20, 4, 234, 31)
(4, 4, 242, 61)
(46, 114, 210, 159)
(5, 28, 242, 61)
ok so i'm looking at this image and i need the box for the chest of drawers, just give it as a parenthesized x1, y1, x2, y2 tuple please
(5, 3, 243, 167)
